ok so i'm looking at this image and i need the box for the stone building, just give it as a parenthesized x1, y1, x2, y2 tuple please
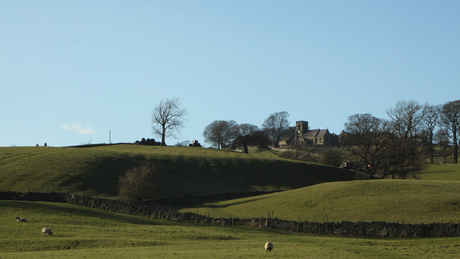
(280, 121, 337, 146)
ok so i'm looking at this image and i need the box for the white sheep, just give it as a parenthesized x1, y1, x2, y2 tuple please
(42, 227, 53, 236)
(16, 217, 27, 222)
(265, 242, 273, 252)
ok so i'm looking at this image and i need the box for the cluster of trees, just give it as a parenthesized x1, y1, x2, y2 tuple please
(149, 98, 459, 180)
(150, 98, 292, 151)
(202, 111, 291, 153)
(121, 98, 459, 200)
(149, 98, 291, 151)
(343, 100, 460, 179)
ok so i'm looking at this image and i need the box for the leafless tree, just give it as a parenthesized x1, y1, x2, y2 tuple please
(434, 126, 451, 163)
(262, 111, 290, 147)
(344, 102, 430, 179)
(421, 103, 442, 163)
(441, 100, 460, 163)
(152, 98, 188, 146)
(387, 100, 424, 142)
(202, 120, 237, 149)
(344, 113, 391, 178)
(232, 123, 259, 153)
(385, 100, 427, 178)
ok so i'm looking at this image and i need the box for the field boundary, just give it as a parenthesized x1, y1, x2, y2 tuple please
(2, 191, 460, 238)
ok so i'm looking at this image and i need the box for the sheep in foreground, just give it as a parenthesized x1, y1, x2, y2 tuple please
(42, 227, 53, 236)
(16, 217, 26, 222)
(265, 242, 273, 252)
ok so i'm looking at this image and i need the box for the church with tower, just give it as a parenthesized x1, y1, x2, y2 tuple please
(280, 121, 337, 146)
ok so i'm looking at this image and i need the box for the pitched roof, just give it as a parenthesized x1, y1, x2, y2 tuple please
(301, 129, 329, 139)
(316, 129, 329, 138)
(302, 129, 319, 138)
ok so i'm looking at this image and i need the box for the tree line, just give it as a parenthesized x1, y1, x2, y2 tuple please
(117, 98, 460, 201)
(149, 98, 291, 153)
(150, 98, 459, 164)
(202, 111, 291, 153)
(342, 100, 460, 179)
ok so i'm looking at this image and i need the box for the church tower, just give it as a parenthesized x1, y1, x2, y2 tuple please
(295, 121, 309, 143)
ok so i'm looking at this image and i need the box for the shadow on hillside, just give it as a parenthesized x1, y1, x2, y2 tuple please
(156, 155, 361, 198)
(60, 154, 146, 197)
(200, 197, 268, 209)
(0, 201, 166, 226)
(53, 146, 362, 199)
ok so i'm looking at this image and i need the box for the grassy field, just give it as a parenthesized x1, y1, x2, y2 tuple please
(2, 146, 460, 258)
(0, 145, 358, 198)
(178, 179, 460, 224)
(415, 163, 460, 181)
(2, 200, 460, 259)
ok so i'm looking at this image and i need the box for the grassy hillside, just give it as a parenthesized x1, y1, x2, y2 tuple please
(2, 200, 460, 258)
(416, 163, 460, 181)
(0, 145, 359, 198)
(179, 180, 460, 224)
(2, 147, 460, 258)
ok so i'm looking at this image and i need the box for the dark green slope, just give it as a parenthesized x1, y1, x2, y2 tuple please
(0, 145, 359, 198)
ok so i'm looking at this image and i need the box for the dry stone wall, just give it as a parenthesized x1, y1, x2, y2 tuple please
(2, 191, 460, 238)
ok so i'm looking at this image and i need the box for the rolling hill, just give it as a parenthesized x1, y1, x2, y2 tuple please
(0, 144, 359, 198)
(178, 179, 460, 224)
(3, 144, 459, 225)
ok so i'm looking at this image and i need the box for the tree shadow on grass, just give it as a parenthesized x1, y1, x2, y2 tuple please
(58, 154, 147, 197)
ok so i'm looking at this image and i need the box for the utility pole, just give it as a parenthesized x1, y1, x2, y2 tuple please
(109, 130, 111, 144)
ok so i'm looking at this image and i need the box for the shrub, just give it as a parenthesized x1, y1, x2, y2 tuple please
(320, 148, 343, 166)
(118, 161, 160, 201)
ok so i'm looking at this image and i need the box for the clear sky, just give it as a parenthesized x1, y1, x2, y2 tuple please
(1, 0, 459, 147)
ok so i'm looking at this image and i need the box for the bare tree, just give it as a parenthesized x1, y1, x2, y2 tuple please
(262, 111, 290, 147)
(385, 100, 427, 178)
(202, 120, 237, 149)
(344, 102, 429, 179)
(152, 98, 188, 146)
(232, 123, 259, 153)
(387, 100, 424, 141)
(344, 113, 391, 178)
(441, 100, 460, 163)
(434, 126, 451, 163)
(421, 103, 441, 163)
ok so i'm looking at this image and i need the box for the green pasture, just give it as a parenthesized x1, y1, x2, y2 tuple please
(2, 146, 460, 258)
(179, 180, 460, 224)
(0, 145, 358, 198)
(2, 200, 460, 259)
(416, 163, 460, 181)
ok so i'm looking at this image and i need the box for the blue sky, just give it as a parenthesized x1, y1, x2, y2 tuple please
(1, 0, 459, 147)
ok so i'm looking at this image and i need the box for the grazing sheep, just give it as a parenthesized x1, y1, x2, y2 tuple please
(16, 217, 26, 222)
(265, 242, 273, 252)
(42, 227, 53, 236)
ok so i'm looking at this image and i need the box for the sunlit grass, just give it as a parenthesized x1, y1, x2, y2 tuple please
(416, 163, 460, 181)
(179, 180, 460, 224)
(1, 200, 460, 259)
